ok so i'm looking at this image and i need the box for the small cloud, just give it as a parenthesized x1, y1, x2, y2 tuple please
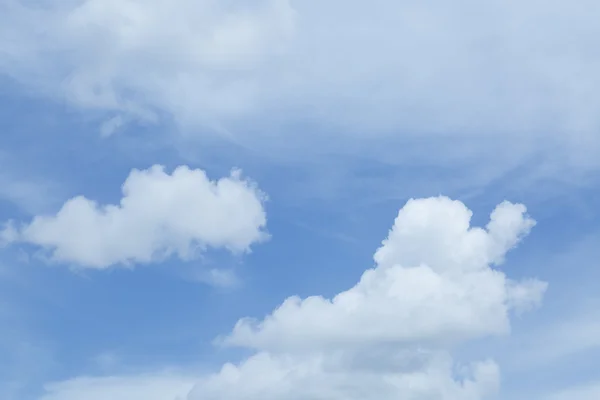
(196, 268, 241, 289)
(99, 115, 125, 138)
(3, 165, 268, 269)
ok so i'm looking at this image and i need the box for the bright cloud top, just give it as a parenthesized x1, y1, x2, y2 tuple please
(224, 198, 545, 354)
(40, 197, 547, 400)
(2, 165, 268, 268)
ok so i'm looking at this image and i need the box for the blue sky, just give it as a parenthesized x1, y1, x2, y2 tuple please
(1, 1, 600, 399)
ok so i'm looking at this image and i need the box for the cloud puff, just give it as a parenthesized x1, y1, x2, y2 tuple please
(224, 198, 543, 354)
(2, 165, 268, 268)
(39, 197, 546, 399)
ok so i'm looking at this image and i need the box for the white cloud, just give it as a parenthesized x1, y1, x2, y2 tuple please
(196, 268, 241, 289)
(2, 0, 600, 163)
(99, 115, 125, 137)
(39, 197, 546, 399)
(188, 352, 500, 400)
(40, 373, 196, 400)
(0, 0, 295, 124)
(223, 197, 544, 353)
(2, 165, 268, 268)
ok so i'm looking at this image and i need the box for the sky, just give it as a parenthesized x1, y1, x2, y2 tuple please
(0, 0, 599, 399)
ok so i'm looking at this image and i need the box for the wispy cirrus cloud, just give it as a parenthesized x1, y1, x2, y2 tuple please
(2, 0, 600, 150)
(2, 0, 599, 201)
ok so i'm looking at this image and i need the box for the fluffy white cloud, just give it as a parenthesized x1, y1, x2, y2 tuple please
(224, 198, 544, 354)
(39, 197, 546, 399)
(2, 165, 268, 268)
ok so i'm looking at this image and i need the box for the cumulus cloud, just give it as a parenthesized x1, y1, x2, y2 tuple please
(2, 165, 268, 268)
(39, 197, 546, 399)
(224, 198, 543, 355)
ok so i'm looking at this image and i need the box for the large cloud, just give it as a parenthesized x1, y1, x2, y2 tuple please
(0, 0, 295, 124)
(38, 197, 546, 399)
(2, 165, 268, 268)
(2, 0, 600, 157)
(223, 198, 544, 354)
